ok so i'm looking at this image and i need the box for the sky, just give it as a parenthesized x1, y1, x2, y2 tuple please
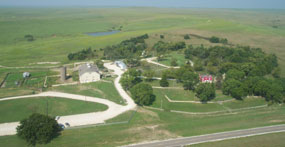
(0, 0, 285, 9)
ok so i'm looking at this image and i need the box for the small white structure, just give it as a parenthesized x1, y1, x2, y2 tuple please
(23, 72, 30, 78)
(115, 61, 127, 70)
(78, 63, 101, 83)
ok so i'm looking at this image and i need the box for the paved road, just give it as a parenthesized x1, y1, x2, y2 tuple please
(0, 62, 136, 136)
(125, 124, 285, 147)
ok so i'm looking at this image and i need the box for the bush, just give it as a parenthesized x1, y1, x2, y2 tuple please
(16, 113, 61, 146)
(184, 34, 190, 40)
(160, 35, 164, 39)
(209, 36, 220, 43)
(24, 35, 34, 42)
(160, 75, 169, 87)
(170, 58, 178, 66)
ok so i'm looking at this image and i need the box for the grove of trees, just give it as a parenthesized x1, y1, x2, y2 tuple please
(130, 83, 155, 106)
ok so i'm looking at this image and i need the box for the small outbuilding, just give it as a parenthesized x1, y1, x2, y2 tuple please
(23, 72, 30, 78)
(78, 63, 101, 83)
(115, 61, 127, 70)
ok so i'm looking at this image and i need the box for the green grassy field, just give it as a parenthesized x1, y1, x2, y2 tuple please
(0, 7, 285, 147)
(192, 132, 285, 147)
(0, 97, 108, 123)
(0, 8, 284, 75)
(0, 105, 284, 147)
(50, 81, 125, 104)
(152, 88, 267, 113)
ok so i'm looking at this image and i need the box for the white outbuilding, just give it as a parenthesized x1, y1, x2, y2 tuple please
(78, 63, 101, 83)
(23, 72, 30, 78)
(115, 61, 127, 70)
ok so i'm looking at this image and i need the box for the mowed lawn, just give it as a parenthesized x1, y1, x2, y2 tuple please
(0, 97, 108, 123)
(158, 52, 187, 67)
(191, 132, 285, 147)
(152, 88, 268, 113)
(51, 81, 125, 105)
(0, 105, 284, 147)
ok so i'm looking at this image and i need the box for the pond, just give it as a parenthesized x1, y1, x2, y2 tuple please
(86, 30, 120, 37)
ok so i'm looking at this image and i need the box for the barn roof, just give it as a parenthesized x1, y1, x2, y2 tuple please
(78, 64, 100, 76)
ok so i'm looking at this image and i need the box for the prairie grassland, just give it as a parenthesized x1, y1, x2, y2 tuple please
(0, 8, 284, 75)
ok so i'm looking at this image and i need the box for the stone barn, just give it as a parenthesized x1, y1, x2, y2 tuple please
(78, 63, 101, 83)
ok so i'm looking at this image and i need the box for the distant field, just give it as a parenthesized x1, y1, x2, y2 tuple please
(192, 132, 285, 147)
(0, 97, 108, 123)
(0, 8, 284, 76)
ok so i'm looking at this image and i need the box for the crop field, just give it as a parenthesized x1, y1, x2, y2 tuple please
(0, 97, 108, 123)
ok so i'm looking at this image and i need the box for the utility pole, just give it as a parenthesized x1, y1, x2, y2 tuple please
(46, 98, 48, 116)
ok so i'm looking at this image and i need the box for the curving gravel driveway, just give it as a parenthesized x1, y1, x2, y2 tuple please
(0, 62, 136, 136)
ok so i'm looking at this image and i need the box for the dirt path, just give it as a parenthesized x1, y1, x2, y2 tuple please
(0, 62, 137, 136)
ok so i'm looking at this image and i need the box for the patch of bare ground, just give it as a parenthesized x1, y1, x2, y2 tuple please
(118, 108, 178, 144)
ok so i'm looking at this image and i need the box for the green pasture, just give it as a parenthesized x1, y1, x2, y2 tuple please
(0, 8, 284, 76)
(0, 97, 108, 123)
(51, 81, 125, 104)
(0, 105, 284, 147)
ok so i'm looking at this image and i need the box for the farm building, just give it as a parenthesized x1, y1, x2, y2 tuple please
(78, 63, 101, 83)
(23, 72, 30, 78)
(115, 61, 127, 70)
(199, 75, 213, 83)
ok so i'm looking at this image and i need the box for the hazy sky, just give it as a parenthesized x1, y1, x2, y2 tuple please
(1, 0, 285, 9)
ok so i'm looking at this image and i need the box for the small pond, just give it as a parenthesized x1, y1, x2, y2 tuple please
(86, 30, 120, 37)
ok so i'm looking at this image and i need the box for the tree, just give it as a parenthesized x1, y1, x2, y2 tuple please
(181, 71, 199, 91)
(184, 34, 190, 40)
(222, 79, 246, 99)
(209, 36, 220, 43)
(226, 69, 245, 80)
(160, 35, 164, 39)
(184, 48, 192, 60)
(170, 58, 178, 66)
(272, 67, 281, 78)
(160, 74, 169, 87)
(120, 68, 142, 90)
(143, 70, 155, 82)
(95, 59, 104, 69)
(195, 83, 216, 102)
(130, 83, 155, 106)
(220, 38, 228, 44)
(16, 113, 61, 146)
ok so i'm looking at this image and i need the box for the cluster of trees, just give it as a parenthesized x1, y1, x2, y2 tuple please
(120, 68, 155, 105)
(183, 44, 284, 103)
(67, 47, 96, 60)
(104, 34, 149, 60)
(222, 69, 285, 102)
(17, 113, 61, 146)
(153, 41, 186, 54)
(209, 36, 228, 44)
(184, 45, 279, 77)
